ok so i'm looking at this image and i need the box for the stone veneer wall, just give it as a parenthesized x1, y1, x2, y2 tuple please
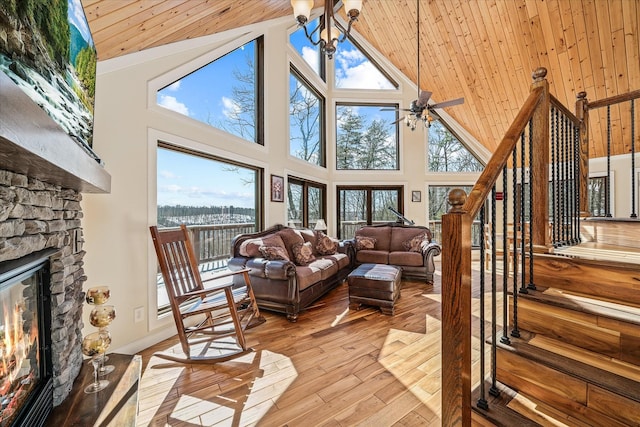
(0, 169, 85, 406)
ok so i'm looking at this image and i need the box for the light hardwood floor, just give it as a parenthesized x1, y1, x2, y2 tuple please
(136, 262, 502, 426)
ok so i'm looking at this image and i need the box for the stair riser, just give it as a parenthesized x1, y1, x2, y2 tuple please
(510, 297, 640, 365)
(531, 256, 640, 307)
(496, 348, 640, 426)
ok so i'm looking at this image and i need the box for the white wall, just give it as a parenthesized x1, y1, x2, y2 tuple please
(82, 16, 487, 353)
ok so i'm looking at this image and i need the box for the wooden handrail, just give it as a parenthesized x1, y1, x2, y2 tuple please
(441, 67, 551, 426)
(462, 86, 544, 218)
(587, 88, 640, 109)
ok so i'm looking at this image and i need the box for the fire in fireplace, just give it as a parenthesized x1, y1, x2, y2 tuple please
(0, 250, 53, 427)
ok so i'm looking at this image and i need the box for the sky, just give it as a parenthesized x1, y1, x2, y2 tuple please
(156, 23, 399, 208)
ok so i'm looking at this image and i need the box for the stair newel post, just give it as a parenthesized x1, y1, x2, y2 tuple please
(530, 67, 551, 252)
(576, 92, 590, 217)
(441, 189, 472, 427)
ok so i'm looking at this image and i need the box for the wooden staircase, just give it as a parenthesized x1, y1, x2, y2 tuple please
(476, 219, 640, 425)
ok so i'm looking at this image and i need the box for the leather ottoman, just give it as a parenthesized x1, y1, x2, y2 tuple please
(347, 263, 402, 315)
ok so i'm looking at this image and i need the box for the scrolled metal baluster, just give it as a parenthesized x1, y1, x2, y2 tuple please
(511, 143, 520, 339)
(528, 119, 535, 290)
(519, 130, 528, 295)
(631, 99, 637, 218)
(477, 204, 488, 410)
(490, 185, 500, 398)
(501, 166, 511, 346)
(606, 105, 612, 217)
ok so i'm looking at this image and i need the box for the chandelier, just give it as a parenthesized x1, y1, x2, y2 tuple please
(291, 0, 363, 59)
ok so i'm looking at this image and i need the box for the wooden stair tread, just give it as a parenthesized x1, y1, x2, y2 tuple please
(554, 242, 640, 265)
(528, 334, 640, 382)
(520, 287, 640, 326)
(497, 334, 640, 404)
(471, 381, 541, 426)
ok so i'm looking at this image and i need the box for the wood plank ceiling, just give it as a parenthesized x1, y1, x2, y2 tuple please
(82, 0, 640, 159)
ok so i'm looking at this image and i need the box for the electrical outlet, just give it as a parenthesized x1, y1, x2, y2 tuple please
(134, 306, 144, 323)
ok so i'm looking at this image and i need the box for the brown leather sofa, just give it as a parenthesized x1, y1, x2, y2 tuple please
(227, 224, 352, 322)
(349, 223, 441, 285)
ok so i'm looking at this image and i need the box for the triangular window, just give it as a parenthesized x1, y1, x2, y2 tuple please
(334, 38, 396, 90)
(156, 37, 264, 144)
(427, 120, 483, 172)
(289, 18, 324, 80)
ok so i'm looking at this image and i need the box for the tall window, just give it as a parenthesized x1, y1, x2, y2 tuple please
(155, 144, 262, 313)
(287, 177, 326, 229)
(337, 186, 402, 238)
(290, 67, 325, 166)
(336, 104, 399, 170)
(156, 37, 264, 144)
(334, 38, 397, 90)
(428, 120, 483, 172)
(588, 176, 608, 217)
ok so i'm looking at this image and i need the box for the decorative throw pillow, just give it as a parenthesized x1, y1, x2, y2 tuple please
(314, 231, 338, 255)
(239, 238, 264, 257)
(259, 245, 290, 261)
(292, 242, 316, 265)
(355, 235, 376, 250)
(402, 232, 428, 252)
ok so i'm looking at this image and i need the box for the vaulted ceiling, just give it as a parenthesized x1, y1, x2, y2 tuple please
(81, 0, 640, 159)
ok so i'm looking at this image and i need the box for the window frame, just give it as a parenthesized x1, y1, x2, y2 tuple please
(335, 102, 400, 171)
(289, 65, 326, 167)
(155, 36, 265, 145)
(154, 141, 264, 315)
(336, 185, 404, 239)
(287, 176, 327, 229)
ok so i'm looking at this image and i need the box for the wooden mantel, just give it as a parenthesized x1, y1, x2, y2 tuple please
(0, 72, 110, 193)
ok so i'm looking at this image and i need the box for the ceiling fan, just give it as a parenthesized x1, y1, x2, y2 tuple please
(382, 0, 464, 131)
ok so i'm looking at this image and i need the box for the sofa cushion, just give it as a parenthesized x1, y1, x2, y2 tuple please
(277, 228, 305, 259)
(295, 266, 322, 291)
(315, 231, 338, 255)
(259, 245, 290, 261)
(292, 241, 316, 265)
(356, 250, 389, 264)
(308, 257, 338, 280)
(390, 227, 429, 252)
(355, 235, 377, 250)
(240, 234, 287, 257)
(299, 229, 317, 246)
(318, 252, 350, 270)
(389, 251, 424, 267)
(356, 226, 391, 251)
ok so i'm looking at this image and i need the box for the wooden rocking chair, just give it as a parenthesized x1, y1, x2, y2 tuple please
(149, 224, 265, 363)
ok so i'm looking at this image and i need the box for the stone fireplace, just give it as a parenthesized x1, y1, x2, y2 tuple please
(0, 70, 111, 424)
(0, 170, 86, 407)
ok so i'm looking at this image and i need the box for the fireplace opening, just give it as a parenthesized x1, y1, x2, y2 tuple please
(0, 250, 54, 427)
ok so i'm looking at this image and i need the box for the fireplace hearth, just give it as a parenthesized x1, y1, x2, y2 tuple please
(0, 250, 54, 426)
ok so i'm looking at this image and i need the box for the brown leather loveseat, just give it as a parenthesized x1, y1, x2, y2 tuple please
(227, 224, 352, 322)
(349, 223, 441, 285)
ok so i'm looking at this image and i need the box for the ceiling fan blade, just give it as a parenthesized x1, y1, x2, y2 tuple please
(391, 116, 406, 125)
(381, 107, 412, 112)
(417, 90, 432, 107)
(429, 97, 464, 109)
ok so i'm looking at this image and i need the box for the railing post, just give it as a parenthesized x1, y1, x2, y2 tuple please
(441, 189, 472, 427)
(576, 91, 590, 217)
(530, 68, 551, 250)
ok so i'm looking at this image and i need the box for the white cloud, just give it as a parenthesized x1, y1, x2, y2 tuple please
(337, 61, 395, 89)
(221, 96, 241, 118)
(301, 46, 320, 75)
(167, 81, 181, 91)
(159, 170, 178, 179)
(158, 95, 189, 116)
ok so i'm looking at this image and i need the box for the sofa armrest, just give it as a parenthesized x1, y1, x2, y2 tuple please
(339, 239, 356, 265)
(242, 257, 296, 280)
(421, 241, 441, 275)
